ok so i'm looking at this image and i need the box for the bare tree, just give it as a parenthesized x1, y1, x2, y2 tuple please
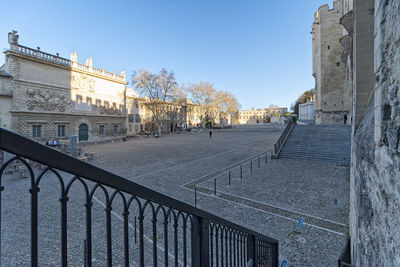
(215, 91, 240, 122)
(133, 69, 180, 135)
(188, 82, 241, 126)
(188, 82, 218, 125)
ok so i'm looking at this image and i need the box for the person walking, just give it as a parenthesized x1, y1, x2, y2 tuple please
(209, 130, 213, 139)
(344, 114, 348, 124)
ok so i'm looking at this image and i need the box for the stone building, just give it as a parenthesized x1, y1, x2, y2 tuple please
(0, 31, 127, 142)
(178, 98, 205, 128)
(329, 0, 400, 265)
(312, 0, 351, 124)
(238, 107, 287, 124)
(0, 69, 13, 129)
(298, 102, 315, 121)
(126, 88, 143, 135)
(126, 94, 231, 135)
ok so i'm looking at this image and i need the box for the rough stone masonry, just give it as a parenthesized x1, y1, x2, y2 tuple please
(350, 0, 400, 266)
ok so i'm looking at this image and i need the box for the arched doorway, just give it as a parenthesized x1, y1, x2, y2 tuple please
(79, 124, 88, 141)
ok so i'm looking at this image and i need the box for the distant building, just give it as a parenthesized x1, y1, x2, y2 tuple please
(125, 89, 143, 135)
(238, 107, 287, 124)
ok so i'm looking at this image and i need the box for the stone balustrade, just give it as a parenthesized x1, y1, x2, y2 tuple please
(14, 44, 124, 81)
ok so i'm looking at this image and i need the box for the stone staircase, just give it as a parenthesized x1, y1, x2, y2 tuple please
(279, 124, 351, 165)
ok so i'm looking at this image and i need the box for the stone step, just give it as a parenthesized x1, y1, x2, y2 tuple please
(278, 124, 351, 165)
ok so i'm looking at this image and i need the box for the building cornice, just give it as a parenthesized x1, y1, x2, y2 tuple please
(10, 110, 126, 118)
(13, 78, 71, 91)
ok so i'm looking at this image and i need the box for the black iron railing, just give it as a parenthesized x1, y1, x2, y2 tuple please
(273, 117, 296, 157)
(0, 128, 278, 267)
(338, 237, 355, 267)
(193, 151, 271, 206)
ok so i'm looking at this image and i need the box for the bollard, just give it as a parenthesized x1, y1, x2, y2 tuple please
(214, 178, 217, 195)
(240, 165, 243, 179)
(250, 160, 253, 174)
(195, 187, 197, 207)
(70, 135, 78, 157)
(228, 171, 231, 186)
(258, 156, 260, 168)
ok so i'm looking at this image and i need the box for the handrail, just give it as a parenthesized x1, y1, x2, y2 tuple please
(0, 128, 278, 266)
(272, 116, 296, 157)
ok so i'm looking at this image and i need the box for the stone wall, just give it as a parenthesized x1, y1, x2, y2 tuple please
(299, 102, 315, 121)
(11, 112, 125, 142)
(350, 0, 400, 265)
(0, 73, 12, 129)
(312, 0, 351, 124)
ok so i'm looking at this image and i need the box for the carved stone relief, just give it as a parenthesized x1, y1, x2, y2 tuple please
(8, 30, 19, 45)
(26, 89, 71, 112)
(100, 106, 122, 115)
(71, 73, 95, 92)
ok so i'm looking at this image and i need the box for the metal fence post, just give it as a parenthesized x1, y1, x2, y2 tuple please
(258, 157, 260, 168)
(134, 216, 137, 244)
(240, 165, 242, 179)
(214, 178, 217, 195)
(265, 153, 268, 164)
(273, 242, 279, 267)
(228, 171, 231, 186)
(250, 160, 253, 174)
(195, 187, 197, 207)
(192, 217, 210, 267)
(247, 235, 256, 265)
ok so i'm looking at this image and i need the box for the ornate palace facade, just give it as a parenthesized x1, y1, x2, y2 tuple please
(0, 31, 127, 142)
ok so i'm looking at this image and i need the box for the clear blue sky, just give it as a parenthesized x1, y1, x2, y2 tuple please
(0, 0, 333, 110)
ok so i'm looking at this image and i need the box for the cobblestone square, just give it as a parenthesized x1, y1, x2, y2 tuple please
(2, 124, 349, 266)
(87, 124, 349, 266)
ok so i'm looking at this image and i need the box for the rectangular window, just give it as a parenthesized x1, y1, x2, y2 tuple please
(96, 99, 101, 107)
(128, 114, 134, 123)
(57, 125, 65, 137)
(129, 124, 132, 132)
(104, 101, 109, 108)
(99, 125, 105, 135)
(86, 97, 92, 105)
(32, 125, 41, 138)
(113, 125, 118, 135)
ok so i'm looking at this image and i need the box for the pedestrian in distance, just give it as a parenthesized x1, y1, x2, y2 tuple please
(209, 130, 213, 139)
(344, 114, 348, 124)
